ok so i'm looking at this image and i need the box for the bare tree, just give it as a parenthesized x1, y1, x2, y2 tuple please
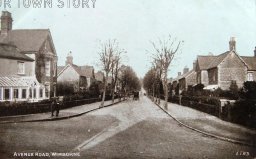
(98, 40, 125, 107)
(151, 59, 162, 104)
(151, 35, 182, 109)
(110, 49, 125, 103)
(98, 40, 116, 107)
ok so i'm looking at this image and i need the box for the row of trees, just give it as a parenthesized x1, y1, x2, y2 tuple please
(56, 40, 141, 107)
(98, 40, 141, 107)
(144, 35, 182, 109)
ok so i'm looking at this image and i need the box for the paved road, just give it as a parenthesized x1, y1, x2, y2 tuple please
(0, 96, 255, 159)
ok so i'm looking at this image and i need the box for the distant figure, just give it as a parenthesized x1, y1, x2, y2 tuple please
(133, 91, 139, 100)
(51, 98, 56, 117)
(55, 99, 60, 117)
(51, 97, 61, 117)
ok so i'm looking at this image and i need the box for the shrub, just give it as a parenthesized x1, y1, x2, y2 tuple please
(240, 81, 256, 99)
(230, 100, 256, 128)
(57, 82, 75, 96)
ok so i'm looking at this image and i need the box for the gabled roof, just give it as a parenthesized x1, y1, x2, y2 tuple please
(197, 55, 217, 70)
(0, 43, 33, 61)
(57, 64, 84, 77)
(80, 65, 94, 78)
(241, 56, 256, 70)
(57, 66, 65, 75)
(57, 64, 95, 78)
(172, 74, 183, 82)
(207, 51, 229, 69)
(179, 70, 196, 80)
(0, 29, 55, 53)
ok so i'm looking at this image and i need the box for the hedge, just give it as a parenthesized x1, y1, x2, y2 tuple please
(0, 96, 118, 117)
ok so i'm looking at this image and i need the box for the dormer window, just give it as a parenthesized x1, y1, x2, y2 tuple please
(17, 62, 25, 74)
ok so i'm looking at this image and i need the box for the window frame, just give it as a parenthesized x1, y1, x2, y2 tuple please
(39, 89, 43, 98)
(4, 88, 10, 100)
(13, 89, 19, 99)
(45, 60, 51, 77)
(22, 89, 26, 99)
(247, 72, 253, 81)
(17, 61, 25, 75)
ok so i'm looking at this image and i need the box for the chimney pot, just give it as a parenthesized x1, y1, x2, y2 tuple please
(178, 72, 181, 76)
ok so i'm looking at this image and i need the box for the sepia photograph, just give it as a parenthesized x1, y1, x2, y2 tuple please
(0, 0, 255, 158)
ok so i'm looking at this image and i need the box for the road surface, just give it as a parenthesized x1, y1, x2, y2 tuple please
(0, 95, 255, 159)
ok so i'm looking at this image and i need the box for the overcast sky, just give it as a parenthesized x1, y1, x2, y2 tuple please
(4, 0, 256, 78)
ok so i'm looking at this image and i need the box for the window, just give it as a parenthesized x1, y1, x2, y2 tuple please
(247, 73, 253, 81)
(22, 89, 26, 99)
(17, 62, 25, 74)
(13, 89, 19, 99)
(45, 61, 51, 76)
(33, 88, 37, 98)
(4, 89, 10, 100)
(45, 86, 50, 98)
(0, 88, 2, 100)
(39, 89, 43, 98)
(29, 88, 32, 98)
(53, 63, 56, 77)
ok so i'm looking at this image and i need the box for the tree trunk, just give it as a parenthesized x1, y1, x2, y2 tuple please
(101, 73, 108, 107)
(111, 84, 115, 104)
(111, 80, 115, 104)
(163, 72, 168, 110)
(152, 83, 155, 101)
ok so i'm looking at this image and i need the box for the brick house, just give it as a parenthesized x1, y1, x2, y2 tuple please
(195, 37, 256, 90)
(178, 67, 197, 91)
(57, 52, 95, 91)
(170, 66, 197, 94)
(0, 11, 58, 101)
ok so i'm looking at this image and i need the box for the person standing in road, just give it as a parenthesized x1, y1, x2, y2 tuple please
(55, 99, 60, 117)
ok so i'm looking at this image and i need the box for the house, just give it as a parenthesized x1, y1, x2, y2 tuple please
(170, 66, 197, 94)
(0, 43, 42, 102)
(171, 72, 182, 92)
(195, 55, 216, 86)
(178, 67, 197, 91)
(95, 71, 104, 83)
(0, 11, 58, 101)
(195, 37, 256, 90)
(57, 52, 95, 91)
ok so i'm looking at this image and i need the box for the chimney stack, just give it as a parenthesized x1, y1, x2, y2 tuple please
(178, 72, 181, 76)
(254, 47, 256, 57)
(229, 37, 236, 52)
(183, 66, 189, 74)
(66, 51, 73, 65)
(1, 11, 13, 35)
(193, 61, 196, 70)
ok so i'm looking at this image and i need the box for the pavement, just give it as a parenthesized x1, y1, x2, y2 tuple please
(155, 98, 256, 147)
(0, 99, 122, 124)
